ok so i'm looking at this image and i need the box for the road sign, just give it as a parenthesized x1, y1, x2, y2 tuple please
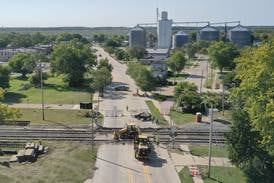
(80, 102, 93, 110)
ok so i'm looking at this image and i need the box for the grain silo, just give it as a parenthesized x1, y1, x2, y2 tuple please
(228, 25, 251, 46)
(172, 31, 188, 49)
(198, 25, 219, 41)
(157, 11, 173, 49)
(129, 25, 146, 48)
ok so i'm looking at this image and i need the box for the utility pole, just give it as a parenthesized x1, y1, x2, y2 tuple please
(222, 86, 225, 116)
(91, 112, 94, 151)
(38, 61, 45, 121)
(200, 70, 204, 93)
(208, 105, 213, 178)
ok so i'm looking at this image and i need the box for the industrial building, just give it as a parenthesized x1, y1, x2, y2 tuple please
(157, 11, 172, 49)
(228, 25, 252, 46)
(198, 25, 220, 41)
(172, 31, 188, 49)
(129, 25, 146, 48)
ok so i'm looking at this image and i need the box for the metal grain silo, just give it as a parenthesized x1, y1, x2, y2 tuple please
(172, 31, 188, 49)
(129, 25, 146, 48)
(198, 25, 219, 41)
(228, 25, 251, 46)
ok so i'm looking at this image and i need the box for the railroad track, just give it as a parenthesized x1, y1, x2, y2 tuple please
(0, 127, 227, 145)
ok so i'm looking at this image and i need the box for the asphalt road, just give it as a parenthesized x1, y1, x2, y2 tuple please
(90, 47, 180, 183)
(94, 46, 156, 128)
(92, 144, 180, 183)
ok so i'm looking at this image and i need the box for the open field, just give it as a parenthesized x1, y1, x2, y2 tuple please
(3, 76, 91, 104)
(0, 142, 97, 183)
(189, 145, 228, 158)
(146, 100, 167, 125)
(18, 109, 103, 126)
(199, 166, 247, 183)
(170, 110, 196, 125)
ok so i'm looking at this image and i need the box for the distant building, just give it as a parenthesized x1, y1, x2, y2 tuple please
(172, 31, 188, 49)
(228, 25, 252, 46)
(139, 48, 169, 64)
(157, 11, 172, 49)
(0, 48, 37, 62)
(198, 25, 219, 41)
(129, 25, 146, 48)
(0, 44, 52, 62)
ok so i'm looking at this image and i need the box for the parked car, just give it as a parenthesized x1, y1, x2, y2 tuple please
(112, 85, 129, 91)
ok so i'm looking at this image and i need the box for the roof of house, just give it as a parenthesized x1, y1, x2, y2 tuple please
(146, 48, 169, 54)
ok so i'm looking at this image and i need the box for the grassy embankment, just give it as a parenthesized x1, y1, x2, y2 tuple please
(0, 142, 97, 183)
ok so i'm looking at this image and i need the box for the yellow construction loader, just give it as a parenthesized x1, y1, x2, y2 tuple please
(134, 135, 154, 160)
(113, 123, 141, 140)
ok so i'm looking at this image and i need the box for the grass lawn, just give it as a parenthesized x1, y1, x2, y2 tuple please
(146, 100, 167, 125)
(170, 110, 196, 125)
(199, 166, 247, 183)
(0, 142, 97, 183)
(179, 167, 194, 183)
(18, 109, 103, 126)
(168, 72, 189, 83)
(3, 76, 91, 104)
(189, 145, 228, 158)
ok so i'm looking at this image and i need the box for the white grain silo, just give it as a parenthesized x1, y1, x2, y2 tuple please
(157, 11, 172, 49)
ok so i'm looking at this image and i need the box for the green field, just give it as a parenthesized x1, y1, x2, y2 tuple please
(189, 145, 228, 158)
(199, 166, 247, 183)
(146, 100, 167, 125)
(0, 142, 97, 183)
(18, 109, 103, 126)
(4, 76, 91, 104)
(179, 167, 194, 183)
(170, 110, 196, 125)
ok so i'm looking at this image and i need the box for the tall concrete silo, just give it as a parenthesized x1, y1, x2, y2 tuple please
(157, 11, 173, 49)
(129, 25, 146, 48)
(172, 31, 188, 49)
(198, 25, 220, 41)
(228, 25, 252, 46)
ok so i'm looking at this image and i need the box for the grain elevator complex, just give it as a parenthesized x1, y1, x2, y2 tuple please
(129, 10, 252, 50)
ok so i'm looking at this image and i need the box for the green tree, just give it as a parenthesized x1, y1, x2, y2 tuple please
(136, 68, 155, 93)
(29, 71, 48, 87)
(227, 41, 274, 182)
(0, 88, 22, 121)
(127, 63, 155, 93)
(10, 34, 33, 48)
(185, 42, 198, 59)
(0, 65, 11, 88)
(227, 109, 274, 183)
(127, 47, 146, 59)
(167, 51, 187, 83)
(91, 67, 112, 96)
(9, 53, 37, 78)
(208, 41, 239, 73)
(174, 82, 201, 113)
(97, 58, 113, 72)
(52, 43, 96, 87)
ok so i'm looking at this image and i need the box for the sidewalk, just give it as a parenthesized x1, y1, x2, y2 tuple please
(170, 145, 233, 183)
(8, 103, 80, 110)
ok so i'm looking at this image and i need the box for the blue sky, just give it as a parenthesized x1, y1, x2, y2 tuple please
(0, 0, 273, 27)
